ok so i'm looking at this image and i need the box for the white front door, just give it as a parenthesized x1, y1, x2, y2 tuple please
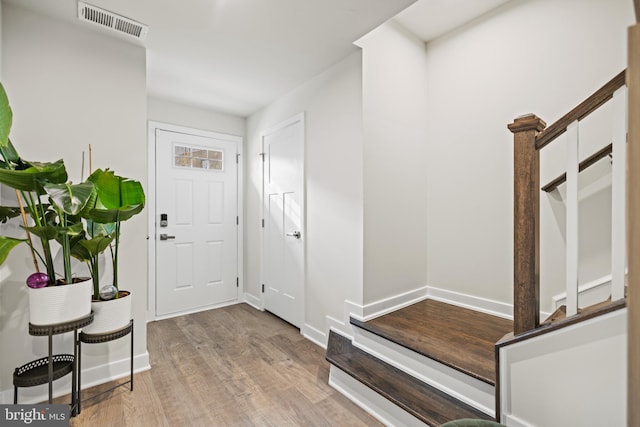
(262, 113, 305, 327)
(156, 129, 239, 317)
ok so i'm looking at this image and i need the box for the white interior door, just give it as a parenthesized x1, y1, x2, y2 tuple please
(156, 129, 238, 317)
(262, 113, 305, 327)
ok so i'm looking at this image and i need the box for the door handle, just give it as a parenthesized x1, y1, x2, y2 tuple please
(286, 231, 301, 239)
(160, 234, 176, 241)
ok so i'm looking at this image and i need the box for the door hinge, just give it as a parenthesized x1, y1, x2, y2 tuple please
(236, 153, 240, 164)
(261, 219, 265, 228)
(236, 277, 239, 287)
(236, 216, 239, 225)
(259, 152, 265, 162)
(262, 284, 265, 293)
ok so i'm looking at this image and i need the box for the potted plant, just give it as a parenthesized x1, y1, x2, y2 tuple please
(77, 168, 145, 334)
(0, 82, 94, 325)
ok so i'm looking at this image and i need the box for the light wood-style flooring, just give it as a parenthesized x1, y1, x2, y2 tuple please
(67, 304, 381, 426)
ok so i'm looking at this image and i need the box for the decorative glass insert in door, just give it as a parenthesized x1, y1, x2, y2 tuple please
(174, 144, 223, 170)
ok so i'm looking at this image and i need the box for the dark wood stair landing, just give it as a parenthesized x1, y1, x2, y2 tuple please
(351, 299, 513, 385)
(326, 330, 493, 426)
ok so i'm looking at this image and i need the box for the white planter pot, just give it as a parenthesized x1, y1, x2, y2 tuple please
(82, 291, 132, 335)
(28, 279, 92, 326)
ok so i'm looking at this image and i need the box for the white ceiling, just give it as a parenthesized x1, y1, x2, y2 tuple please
(4, 0, 513, 117)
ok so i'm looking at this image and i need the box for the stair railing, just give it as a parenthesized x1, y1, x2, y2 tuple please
(508, 70, 627, 335)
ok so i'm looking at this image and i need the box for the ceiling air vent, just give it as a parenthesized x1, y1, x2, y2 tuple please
(78, 2, 148, 41)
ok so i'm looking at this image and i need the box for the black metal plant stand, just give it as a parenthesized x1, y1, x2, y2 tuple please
(13, 313, 94, 417)
(77, 319, 134, 414)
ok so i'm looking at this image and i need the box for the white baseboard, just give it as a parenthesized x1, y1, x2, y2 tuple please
(503, 413, 535, 427)
(2, 352, 151, 405)
(344, 299, 364, 322)
(426, 286, 514, 320)
(79, 352, 150, 390)
(302, 323, 327, 349)
(153, 299, 241, 321)
(362, 286, 428, 321)
(552, 274, 613, 309)
(244, 292, 263, 311)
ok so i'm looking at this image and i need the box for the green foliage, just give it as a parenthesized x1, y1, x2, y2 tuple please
(84, 168, 145, 297)
(0, 80, 145, 297)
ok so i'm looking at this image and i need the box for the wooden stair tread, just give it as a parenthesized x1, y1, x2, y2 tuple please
(351, 299, 513, 385)
(326, 330, 493, 426)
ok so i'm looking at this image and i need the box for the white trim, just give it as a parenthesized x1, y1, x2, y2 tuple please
(329, 366, 428, 427)
(552, 274, 613, 309)
(79, 351, 150, 390)
(327, 315, 351, 340)
(302, 323, 327, 349)
(426, 285, 514, 320)
(244, 292, 263, 311)
(146, 121, 243, 322)
(153, 299, 240, 321)
(361, 286, 428, 320)
(565, 121, 580, 316)
(503, 414, 535, 427)
(3, 352, 151, 404)
(611, 86, 628, 302)
(344, 299, 364, 322)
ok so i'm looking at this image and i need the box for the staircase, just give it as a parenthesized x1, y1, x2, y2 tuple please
(326, 299, 513, 426)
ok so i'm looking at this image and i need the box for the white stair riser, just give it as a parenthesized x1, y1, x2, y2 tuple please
(329, 366, 429, 427)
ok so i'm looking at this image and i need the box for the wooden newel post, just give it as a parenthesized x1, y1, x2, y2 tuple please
(508, 114, 546, 335)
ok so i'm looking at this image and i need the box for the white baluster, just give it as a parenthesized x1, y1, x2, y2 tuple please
(566, 121, 579, 316)
(611, 86, 628, 301)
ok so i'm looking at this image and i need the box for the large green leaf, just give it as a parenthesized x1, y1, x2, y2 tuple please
(0, 82, 13, 150)
(44, 181, 96, 216)
(0, 236, 25, 265)
(88, 203, 144, 224)
(79, 234, 114, 257)
(87, 169, 145, 210)
(0, 159, 68, 193)
(86, 169, 145, 224)
(24, 224, 59, 240)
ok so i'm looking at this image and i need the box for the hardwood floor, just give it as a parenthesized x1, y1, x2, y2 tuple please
(66, 304, 381, 427)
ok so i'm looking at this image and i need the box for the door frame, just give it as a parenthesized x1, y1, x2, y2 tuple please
(147, 121, 244, 321)
(259, 112, 306, 325)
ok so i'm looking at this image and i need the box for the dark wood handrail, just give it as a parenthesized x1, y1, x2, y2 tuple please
(535, 70, 626, 150)
(635, 0, 639, 23)
(541, 143, 613, 192)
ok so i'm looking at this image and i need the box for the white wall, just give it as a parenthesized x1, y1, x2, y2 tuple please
(0, 4, 147, 399)
(357, 21, 429, 306)
(245, 52, 364, 343)
(147, 96, 245, 137)
(423, 0, 634, 312)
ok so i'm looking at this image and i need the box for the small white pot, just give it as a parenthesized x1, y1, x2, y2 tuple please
(28, 279, 92, 326)
(82, 291, 132, 335)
